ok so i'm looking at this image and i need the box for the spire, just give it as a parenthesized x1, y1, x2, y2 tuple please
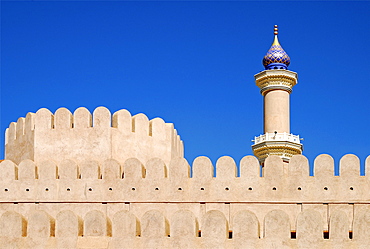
(262, 25, 291, 70)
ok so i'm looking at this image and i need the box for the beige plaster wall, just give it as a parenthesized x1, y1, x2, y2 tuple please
(0, 203, 369, 248)
(0, 154, 369, 203)
(5, 107, 184, 167)
(0, 154, 369, 248)
(264, 89, 290, 133)
(3, 106, 370, 248)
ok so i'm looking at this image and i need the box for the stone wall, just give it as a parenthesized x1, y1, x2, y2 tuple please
(5, 107, 183, 166)
(3, 107, 370, 248)
(1, 207, 370, 248)
(0, 154, 370, 248)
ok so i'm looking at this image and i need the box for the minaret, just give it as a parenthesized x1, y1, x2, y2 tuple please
(252, 25, 303, 165)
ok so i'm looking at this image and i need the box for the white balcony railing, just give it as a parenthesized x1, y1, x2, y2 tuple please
(253, 132, 302, 145)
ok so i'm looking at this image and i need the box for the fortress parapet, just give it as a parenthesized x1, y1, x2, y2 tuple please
(0, 154, 370, 248)
(5, 107, 184, 166)
(1, 154, 369, 203)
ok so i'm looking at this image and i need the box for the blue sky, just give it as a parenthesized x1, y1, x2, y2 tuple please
(1, 1, 370, 174)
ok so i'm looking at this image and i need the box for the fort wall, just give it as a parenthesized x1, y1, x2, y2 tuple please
(0, 154, 370, 248)
(3, 107, 370, 248)
(5, 107, 183, 167)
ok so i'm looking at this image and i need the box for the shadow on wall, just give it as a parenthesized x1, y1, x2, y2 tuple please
(0, 208, 369, 248)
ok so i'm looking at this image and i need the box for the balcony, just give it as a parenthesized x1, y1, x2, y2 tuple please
(253, 132, 302, 145)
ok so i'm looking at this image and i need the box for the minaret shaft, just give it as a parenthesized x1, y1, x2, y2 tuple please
(264, 90, 290, 134)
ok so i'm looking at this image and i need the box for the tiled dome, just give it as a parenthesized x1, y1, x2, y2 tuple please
(262, 25, 290, 70)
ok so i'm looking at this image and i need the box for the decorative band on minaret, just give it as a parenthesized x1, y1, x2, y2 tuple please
(252, 25, 303, 165)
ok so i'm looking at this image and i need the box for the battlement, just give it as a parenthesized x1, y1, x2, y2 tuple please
(0, 154, 370, 203)
(5, 107, 183, 166)
(0, 154, 370, 248)
(3, 107, 370, 248)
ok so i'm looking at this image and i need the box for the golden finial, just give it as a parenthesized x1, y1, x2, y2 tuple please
(272, 25, 280, 46)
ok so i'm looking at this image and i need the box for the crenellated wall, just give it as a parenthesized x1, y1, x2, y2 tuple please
(0, 154, 370, 248)
(2, 154, 370, 204)
(5, 107, 184, 166)
(3, 107, 370, 248)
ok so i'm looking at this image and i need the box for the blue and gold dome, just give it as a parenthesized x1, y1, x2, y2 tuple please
(262, 25, 290, 70)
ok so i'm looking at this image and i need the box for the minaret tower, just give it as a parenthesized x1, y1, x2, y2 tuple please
(252, 25, 303, 165)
